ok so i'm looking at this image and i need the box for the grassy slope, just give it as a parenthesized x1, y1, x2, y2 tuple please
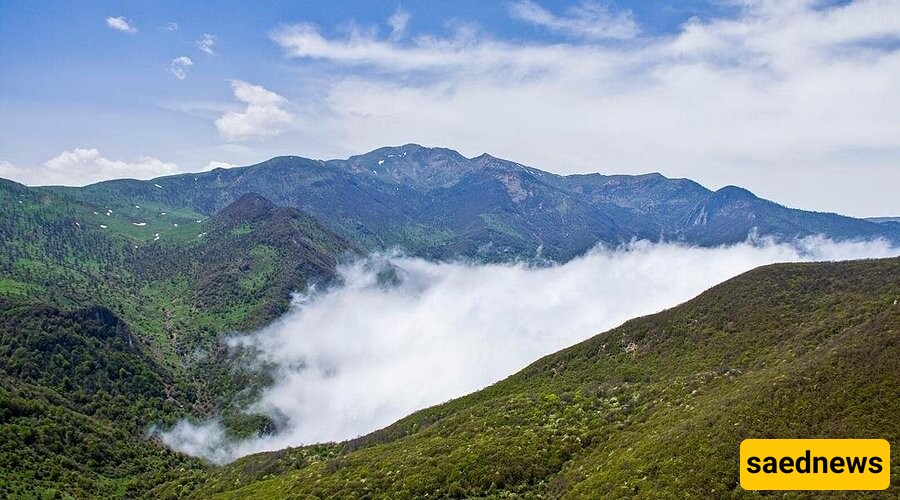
(173, 257, 900, 499)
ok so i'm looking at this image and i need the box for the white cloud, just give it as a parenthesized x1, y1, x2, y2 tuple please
(387, 8, 411, 40)
(0, 149, 179, 186)
(197, 33, 217, 55)
(168, 56, 194, 80)
(0, 160, 24, 182)
(157, 237, 899, 464)
(215, 80, 294, 142)
(269, 0, 900, 217)
(105, 16, 137, 34)
(206, 160, 237, 170)
(508, 0, 639, 40)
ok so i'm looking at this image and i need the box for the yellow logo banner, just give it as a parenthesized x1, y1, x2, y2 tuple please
(740, 439, 890, 490)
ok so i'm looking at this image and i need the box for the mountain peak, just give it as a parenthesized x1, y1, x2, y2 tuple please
(713, 185, 756, 199)
(343, 144, 476, 188)
(216, 193, 275, 221)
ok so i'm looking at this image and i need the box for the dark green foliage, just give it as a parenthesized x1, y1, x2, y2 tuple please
(132, 193, 356, 339)
(0, 301, 204, 498)
(176, 258, 900, 499)
(0, 302, 166, 405)
(0, 186, 355, 497)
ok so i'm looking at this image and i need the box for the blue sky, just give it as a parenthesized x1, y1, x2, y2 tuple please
(0, 0, 897, 217)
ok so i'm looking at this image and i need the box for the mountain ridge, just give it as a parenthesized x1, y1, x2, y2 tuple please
(28, 144, 896, 262)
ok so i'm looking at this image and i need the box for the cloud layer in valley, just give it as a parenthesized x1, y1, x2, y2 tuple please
(157, 237, 900, 464)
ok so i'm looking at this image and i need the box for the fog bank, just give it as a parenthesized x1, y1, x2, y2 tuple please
(157, 238, 899, 464)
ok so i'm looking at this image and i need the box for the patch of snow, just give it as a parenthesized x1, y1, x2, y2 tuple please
(74, 222, 80, 227)
(154, 233, 160, 241)
(173, 223, 179, 227)
(196, 219, 202, 223)
(134, 205, 141, 209)
(160, 212, 167, 216)
(373, 170, 378, 174)
(197, 232, 207, 238)
(154, 184, 163, 188)
(93, 211, 99, 215)
(378, 159, 385, 165)
(133, 222, 147, 226)
(100, 224, 107, 229)
(17, 200, 23, 204)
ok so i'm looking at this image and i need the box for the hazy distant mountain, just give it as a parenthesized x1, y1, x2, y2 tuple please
(43, 144, 898, 261)
(867, 216, 900, 232)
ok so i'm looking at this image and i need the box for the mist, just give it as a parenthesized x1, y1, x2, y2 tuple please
(157, 238, 899, 464)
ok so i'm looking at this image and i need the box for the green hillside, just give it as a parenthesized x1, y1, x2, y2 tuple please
(0, 184, 355, 497)
(165, 257, 900, 499)
(0, 301, 204, 498)
(0, 181, 354, 364)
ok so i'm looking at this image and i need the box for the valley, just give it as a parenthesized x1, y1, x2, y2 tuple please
(0, 148, 898, 498)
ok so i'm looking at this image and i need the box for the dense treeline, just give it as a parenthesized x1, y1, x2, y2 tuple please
(0, 301, 203, 498)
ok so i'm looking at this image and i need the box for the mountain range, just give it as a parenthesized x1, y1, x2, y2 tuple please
(34, 143, 900, 261)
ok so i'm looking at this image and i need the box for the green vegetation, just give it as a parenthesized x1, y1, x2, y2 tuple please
(163, 258, 900, 499)
(0, 183, 353, 362)
(479, 212, 525, 239)
(0, 301, 204, 498)
(0, 183, 354, 497)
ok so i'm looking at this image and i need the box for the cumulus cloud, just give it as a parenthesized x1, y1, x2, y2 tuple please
(0, 160, 22, 181)
(105, 16, 137, 34)
(269, 0, 900, 217)
(215, 80, 294, 141)
(168, 56, 194, 80)
(508, 0, 639, 40)
(156, 238, 899, 464)
(0, 149, 179, 186)
(197, 33, 217, 55)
